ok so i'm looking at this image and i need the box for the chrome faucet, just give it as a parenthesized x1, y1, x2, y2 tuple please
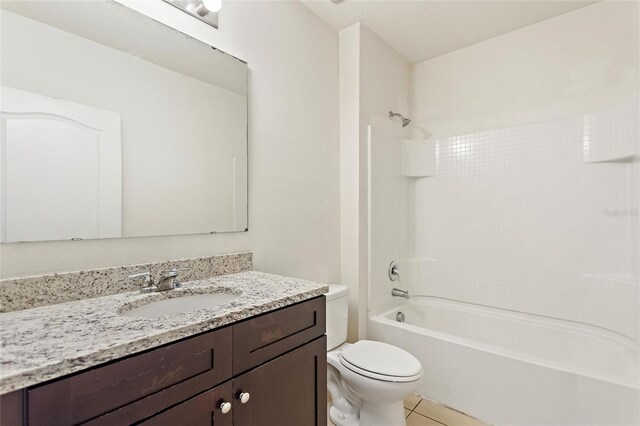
(391, 288, 410, 299)
(128, 272, 157, 293)
(128, 268, 185, 293)
(156, 268, 182, 292)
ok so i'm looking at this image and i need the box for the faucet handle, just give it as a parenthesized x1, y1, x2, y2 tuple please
(129, 271, 151, 283)
(162, 267, 189, 278)
(128, 271, 156, 293)
(388, 261, 400, 281)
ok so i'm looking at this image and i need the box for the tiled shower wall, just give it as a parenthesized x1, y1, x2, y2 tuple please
(398, 1, 640, 341)
(368, 125, 403, 313)
(367, 2, 639, 343)
(405, 101, 639, 339)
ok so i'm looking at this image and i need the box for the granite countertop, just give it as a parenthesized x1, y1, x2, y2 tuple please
(0, 271, 328, 395)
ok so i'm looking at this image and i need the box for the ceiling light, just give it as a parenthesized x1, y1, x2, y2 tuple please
(186, 0, 221, 17)
(202, 0, 222, 13)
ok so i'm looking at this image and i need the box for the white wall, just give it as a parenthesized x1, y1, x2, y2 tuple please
(408, 1, 639, 339)
(0, 0, 341, 284)
(340, 23, 410, 339)
(411, 2, 637, 140)
(339, 24, 361, 341)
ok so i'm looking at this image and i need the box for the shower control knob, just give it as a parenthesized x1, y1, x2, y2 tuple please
(238, 392, 250, 404)
(220, 401, 232, 414)
(388, 261, 400, 281)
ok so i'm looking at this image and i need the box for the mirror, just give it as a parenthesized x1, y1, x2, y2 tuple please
(0, 0, 248, 243)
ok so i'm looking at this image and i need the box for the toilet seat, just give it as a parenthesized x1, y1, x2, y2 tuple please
(338, 340, 423, 383)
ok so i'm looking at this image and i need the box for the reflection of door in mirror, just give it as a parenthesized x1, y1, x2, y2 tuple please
(0, 86, 122, 242)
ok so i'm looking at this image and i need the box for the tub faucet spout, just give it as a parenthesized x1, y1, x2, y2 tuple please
(391, 288, 410, 299)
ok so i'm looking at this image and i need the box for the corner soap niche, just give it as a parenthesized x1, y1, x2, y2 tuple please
(401, 139, 437, 177)
(582, 100, 639, 163)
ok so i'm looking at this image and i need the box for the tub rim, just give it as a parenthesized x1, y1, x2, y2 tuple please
(370, 296, 639, 390)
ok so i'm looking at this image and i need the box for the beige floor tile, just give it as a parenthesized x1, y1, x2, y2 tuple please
(414, 399, 486, 426)
(406, 412, 445, 426)
(405, 408, 412, 418)
(404, 393, 422, 410)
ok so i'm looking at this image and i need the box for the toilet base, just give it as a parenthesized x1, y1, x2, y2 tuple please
(329, 403, 359, 426)
(328, 400, 406, 426)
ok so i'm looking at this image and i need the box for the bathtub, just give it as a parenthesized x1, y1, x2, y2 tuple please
(368, 297, 639, 425)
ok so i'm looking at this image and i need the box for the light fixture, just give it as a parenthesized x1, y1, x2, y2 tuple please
(185, 0, 221, 17)
(202, 0, 222, 13)
(163, 0, 220, 28)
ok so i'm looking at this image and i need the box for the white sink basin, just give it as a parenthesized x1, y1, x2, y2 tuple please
(121, 292, 240, 318)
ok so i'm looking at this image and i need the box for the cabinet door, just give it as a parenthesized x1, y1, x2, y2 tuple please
(232, 336, 327, 426)
(140, 381, 233, 426)
(0, 390, 24, 426)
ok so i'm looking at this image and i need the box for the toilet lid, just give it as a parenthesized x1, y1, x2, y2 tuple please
(339, 340, 423, 380)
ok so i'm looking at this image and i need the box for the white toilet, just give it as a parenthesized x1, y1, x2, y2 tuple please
(326, 285, 423, 426)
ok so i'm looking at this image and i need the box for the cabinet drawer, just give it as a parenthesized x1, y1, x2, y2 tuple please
(233, 296, 325, 375)
(28, 326, 232, 425)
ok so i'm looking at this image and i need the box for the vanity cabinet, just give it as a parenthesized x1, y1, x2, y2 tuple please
(231, 336, 326, 426)
(0, 296, 326, 426)
(144, 337, 326, 426)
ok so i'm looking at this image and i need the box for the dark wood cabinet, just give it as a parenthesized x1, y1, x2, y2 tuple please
(29, 327, 233, 426)
(140, 382, 233, 426)
(232, 336, 327, 426)
(0, 296, 326, 426)
(143, 335, 326, 426)
(232, 296, 325, 376)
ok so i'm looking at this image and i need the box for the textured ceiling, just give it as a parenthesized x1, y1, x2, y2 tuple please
(300, 0, 597, 64)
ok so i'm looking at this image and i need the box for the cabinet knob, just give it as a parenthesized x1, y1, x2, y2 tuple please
(220, 401, 232, 414)
(238, 392, 250, 404)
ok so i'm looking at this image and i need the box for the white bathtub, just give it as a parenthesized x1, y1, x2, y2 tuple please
(368, 297, 639, 426)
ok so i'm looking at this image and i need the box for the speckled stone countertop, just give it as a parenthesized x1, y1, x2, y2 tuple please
(0, 271, 328, 395)
(0, 252, 253, 313)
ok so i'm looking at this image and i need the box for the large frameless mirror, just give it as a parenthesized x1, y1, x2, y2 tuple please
(0, 0, 248, 243)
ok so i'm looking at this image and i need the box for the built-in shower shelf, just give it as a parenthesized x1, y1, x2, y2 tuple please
(401, 139, 437, 177)
(583, 153, 638, 163)
(582, 100, 639, 163)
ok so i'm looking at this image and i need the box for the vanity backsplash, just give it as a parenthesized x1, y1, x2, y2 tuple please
(0, 252, 252, 313)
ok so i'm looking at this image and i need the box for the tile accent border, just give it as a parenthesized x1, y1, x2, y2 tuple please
(0, 252, 252, 313)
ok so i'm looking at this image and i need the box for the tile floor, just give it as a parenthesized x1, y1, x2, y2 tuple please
(327, 394, 487, 426)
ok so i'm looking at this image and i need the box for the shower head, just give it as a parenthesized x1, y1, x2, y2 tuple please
(389, 111, 411, 127)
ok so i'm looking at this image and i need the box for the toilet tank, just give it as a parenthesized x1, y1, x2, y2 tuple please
(326, 284, 349, 350)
